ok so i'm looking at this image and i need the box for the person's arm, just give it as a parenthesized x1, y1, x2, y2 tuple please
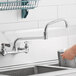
(61, 45, 76, 60)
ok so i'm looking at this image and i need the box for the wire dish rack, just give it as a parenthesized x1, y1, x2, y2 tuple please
(0, 0, 39, 10)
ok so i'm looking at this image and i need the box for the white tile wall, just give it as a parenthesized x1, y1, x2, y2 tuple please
(0, 21, 38, 31)
(37, 6, 57, 20)
(0, 10, 17, 23)
(67, 27, 76, 47)
(47, 28, 67, 38)
(0, 0, 76, 29)
(0, 32, 9, 43)
(56, 0, 76, 5)
(3, 28, 44, 43)
(58, 5, 76, 18)
(38, 0, 76, 6)
(0, 0, 76, 67)
(17, 6, 57, 21)
(69, 35, 76, 47)
(0, 0, 17, 23)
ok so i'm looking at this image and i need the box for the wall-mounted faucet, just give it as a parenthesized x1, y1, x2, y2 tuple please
(0, 18, 68, 56)
(0, 40, 29, 56)
(13, 38, 29, 53)
(44, 18, 68, 39)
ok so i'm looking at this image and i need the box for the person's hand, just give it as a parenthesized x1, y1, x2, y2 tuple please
(61, 49, 75, 60)
(61, 45, 76, 60)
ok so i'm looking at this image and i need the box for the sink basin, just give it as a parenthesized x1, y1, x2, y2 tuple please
(34, 66, 66, 74)
(0, 67, 35, 76)
(0, 66, 66, 76)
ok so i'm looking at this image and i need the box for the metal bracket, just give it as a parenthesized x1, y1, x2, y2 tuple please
(21, 9, 28, 18)
(21, 0, 29, 18)
(0, 41, 29, 56)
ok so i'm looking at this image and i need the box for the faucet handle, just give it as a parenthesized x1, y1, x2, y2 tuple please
(1, 43, 11, 47)
(1, 43, 10, 56)
(17, 41, 29, 53)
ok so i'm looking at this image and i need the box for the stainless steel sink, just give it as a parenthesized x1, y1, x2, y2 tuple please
(0, 66, 66, 76)
(34, 66, 66, 74)
(0, 67, 35, 76)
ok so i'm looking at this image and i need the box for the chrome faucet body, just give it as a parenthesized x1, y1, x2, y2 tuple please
(44, 18, 68, 39)
(0, 18, 68, 56)
(13, 36, 43, 51)
(13, 38, 29, 52)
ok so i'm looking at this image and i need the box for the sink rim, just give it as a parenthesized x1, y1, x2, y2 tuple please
(0, 65, 69, 76)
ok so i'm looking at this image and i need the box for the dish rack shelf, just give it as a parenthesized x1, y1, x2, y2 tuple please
(0, 0, 39, 11)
